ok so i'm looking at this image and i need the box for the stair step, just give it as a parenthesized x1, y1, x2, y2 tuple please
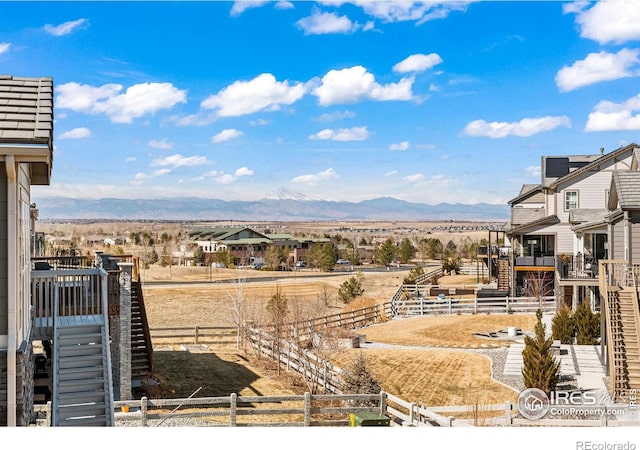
(58, 355, 104, 369)
(57, 405, 108, 420)
(58, 391, 107, 405)
(58, 378, 105, 393)
(59, 366, 105, 380)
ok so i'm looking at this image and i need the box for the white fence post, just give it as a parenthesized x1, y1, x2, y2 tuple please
(504, 401, 512, 426)
(141, 396, 148, 427)
(230, 393, 237, 426)
(304, 392, 311, 426)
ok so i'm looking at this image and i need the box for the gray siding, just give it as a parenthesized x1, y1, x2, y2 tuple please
(631, 211, 640, 265)
(0, 165, 6, 335)
(612, 219, 626, 261)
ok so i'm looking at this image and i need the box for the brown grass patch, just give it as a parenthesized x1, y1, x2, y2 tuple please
(333, 349, 518, 406)
(359, 314, 537, 348)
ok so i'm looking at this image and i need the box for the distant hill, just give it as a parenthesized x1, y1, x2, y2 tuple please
(31, 196, 510, 221)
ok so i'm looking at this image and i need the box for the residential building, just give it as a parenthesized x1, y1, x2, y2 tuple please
(1, 75, 152, 426)
(503, 144, 639, 310)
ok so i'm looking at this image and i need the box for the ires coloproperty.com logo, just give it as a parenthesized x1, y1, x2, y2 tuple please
(517, 388, 550, 420)
(516, 388, 631, 420)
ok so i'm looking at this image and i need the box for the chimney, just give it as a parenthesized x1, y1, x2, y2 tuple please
(600, 147, 604, 156)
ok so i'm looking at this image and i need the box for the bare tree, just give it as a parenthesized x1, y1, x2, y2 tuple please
(226, 271, 248, 350)
(266, 285, 289, 376)
(524, 271, 554, 310)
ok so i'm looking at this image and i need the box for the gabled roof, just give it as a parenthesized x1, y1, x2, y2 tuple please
(0, 75, 54, 184)
(189, 227, 269, 241)
(548, 143, 639, 189)
(609, 170, 640, 210)
(505, 215, 560, 234)
(507, 184, 542, 206)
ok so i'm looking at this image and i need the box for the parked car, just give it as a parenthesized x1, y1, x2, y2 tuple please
(251, 262, 264, 269)
(295, 261, 306, 268)
(336, 259, 350, 265)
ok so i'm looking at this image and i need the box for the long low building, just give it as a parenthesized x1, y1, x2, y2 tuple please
(189, 226, 330, 266)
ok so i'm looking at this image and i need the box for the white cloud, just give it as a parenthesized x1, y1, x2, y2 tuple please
(393, 53, 443, 73)
(0, 43, 10, 55)
(57, 81, 187, 123)
(132, 168, 171, 184)
(385, 170, 398, 176)
(235, 166, 254, 177)
(43, 18, 88, 36)
(463, 116, 571, 138)
(201, 73, 306, 117)
(230, 1, 270, 16)
(389, 141, 410, 151)
(402, 173, 426, 182)
(312, 66, 414, 105)
(148, 139, 173, 150)
(291, 168, 339, 184)
(568, 0, 640, 44)
(585, 94, 640, 131)
(275, 1, 294, 10)
(250, 118, 269, 126)
(555, 49, 640, 92)
(309, 126, 370, 141)
(58, 127, 91, 139)
(296, 10, 360, 35)
(321, 1, 471, 25)
(125, 156, 136, 163)
(212, 128, 244, 143)
(151, 153, 208, 168)
(313, 110, 356, 122)
(526, 166, 541, 177)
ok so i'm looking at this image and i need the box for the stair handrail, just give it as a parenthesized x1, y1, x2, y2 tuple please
(599, 260, 618, 398)
(51, 270, 60, 427)
(630, 264, 640, 380)
(131, 256, 154, 373)
(99, 267, 116, 425)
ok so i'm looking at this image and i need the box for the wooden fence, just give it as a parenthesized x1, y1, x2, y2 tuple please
(149, 326, 238, 346)
(109, 390, 463, 427)
(392, 295, 556, 317)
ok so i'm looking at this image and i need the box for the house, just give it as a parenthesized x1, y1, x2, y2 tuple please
(0, 75, 55, 426)
(1, 75, 152, 426)
(502, 144, 639, 310)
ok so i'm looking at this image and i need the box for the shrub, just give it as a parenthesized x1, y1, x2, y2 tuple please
(574, 301, 600, 345)
(522, 309, 560, 395)
(551, 305, 575, 344)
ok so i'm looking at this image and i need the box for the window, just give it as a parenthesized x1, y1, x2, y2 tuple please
(565, 190, 578, 210)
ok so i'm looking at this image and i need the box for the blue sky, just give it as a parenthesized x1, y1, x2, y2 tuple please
(3, 1, 640, 206)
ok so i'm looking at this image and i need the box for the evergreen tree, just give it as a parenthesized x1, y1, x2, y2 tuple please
(398, 238, 416, 264)
(342, 352, 381, 406)
(522, 309, 560, 395)
(551, 304, 575, 344)
(338, 273, 365, 304)
(403, 266, 425, 285)
(376, 238, 397, 266)
(574, 301, 600, 345)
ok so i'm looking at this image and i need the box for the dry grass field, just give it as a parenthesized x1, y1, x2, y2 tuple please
(332, 349, 519, 406)
(140, 263, 531, 410)
(360, 314, 538, 348)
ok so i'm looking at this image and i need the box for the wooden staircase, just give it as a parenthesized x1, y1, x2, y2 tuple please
(607, 287, 640, 401)
(52, 315, 114, 426)
(131, 280, 153, 382)
(497, 259, 510, 291)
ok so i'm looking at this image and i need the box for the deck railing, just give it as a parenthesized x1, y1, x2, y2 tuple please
(31, 268, 109, 339)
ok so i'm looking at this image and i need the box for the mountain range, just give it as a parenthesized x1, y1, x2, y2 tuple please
(31, 196, 510, 222)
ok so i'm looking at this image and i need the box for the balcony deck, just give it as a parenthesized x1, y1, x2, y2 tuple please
(31, 268, 108, 341)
